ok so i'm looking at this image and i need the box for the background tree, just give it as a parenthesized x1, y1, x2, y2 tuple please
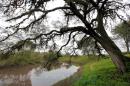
(113, 21, 130, 53)
(77, 36, 103, 56)
(16, 40, 36, 51)
(0, 0, 130, 73)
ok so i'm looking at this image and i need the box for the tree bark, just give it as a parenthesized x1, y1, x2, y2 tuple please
(83, 27, 127, 73)
(96, 36, 127, 73)
(92, 10, 127, 73)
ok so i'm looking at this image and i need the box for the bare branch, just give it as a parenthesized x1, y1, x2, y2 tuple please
(6, 6, 70, 21)
(57, 32, 73, 54)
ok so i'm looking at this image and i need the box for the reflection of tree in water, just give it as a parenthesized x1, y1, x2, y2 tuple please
(0, 62, 74, 86)
(33, 61, 62, 76)
(34, 61, 72, 76)
(0, 66, 34, 86)
(41, 50, 72, 72)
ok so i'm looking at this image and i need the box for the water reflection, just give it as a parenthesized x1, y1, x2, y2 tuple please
(0, 63, 79, 86)
(0, 66, 33, 86)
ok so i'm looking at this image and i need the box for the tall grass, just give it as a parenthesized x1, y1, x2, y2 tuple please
(73, 58, 130, 86)
(0, 50, 44, 66)
(59, 55, 99, 65)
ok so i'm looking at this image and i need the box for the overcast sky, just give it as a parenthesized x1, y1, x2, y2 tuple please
(0, 0, 130, 53)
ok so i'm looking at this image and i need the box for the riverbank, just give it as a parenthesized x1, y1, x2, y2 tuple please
(59, 55, 100, 65)
(0, 52, 99, 67)
(0, 50, 44, 67)
(53, 66, 82, 86)
(0, 52, 130, 86)
(54, 55, 100, 86)
(73, 58, 130, 86)
(55, 55, 130, 86)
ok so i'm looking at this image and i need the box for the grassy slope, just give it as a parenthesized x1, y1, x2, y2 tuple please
(53, 55, 95, 86)
(73, 58, 130, 86)
(0, 52, 130, 86)
(0, 50, 44, 66)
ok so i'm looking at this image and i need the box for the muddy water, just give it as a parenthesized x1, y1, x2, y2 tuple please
(0, 64, 79, 86)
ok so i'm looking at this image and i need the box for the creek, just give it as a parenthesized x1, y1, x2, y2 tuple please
(0, 63, 79, 86)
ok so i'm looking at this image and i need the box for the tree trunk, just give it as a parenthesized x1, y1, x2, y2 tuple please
(92, 10, 127, 73)
(79, 8, 127, 73)
(86, 28, 127, 73)
(97, 36, 127, 73)
(125, 40, 129, 53)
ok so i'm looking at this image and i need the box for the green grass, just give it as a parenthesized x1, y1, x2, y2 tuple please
(1, 52, 130, 86)
(0, 50, 45, 67)
(59, 55, 99, 65)
(126, 53, 130, 58)
(73, 58, 130, 86)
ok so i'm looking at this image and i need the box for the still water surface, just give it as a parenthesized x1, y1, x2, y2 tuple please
(0, 63, 79, 86)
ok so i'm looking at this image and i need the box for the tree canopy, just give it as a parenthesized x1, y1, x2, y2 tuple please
(77, 36, 103, 56)
(0, 0, 130, 73)
(113, 21, 130, 53)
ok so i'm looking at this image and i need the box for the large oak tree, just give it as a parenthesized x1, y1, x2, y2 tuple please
(0, 0, 130, 73)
